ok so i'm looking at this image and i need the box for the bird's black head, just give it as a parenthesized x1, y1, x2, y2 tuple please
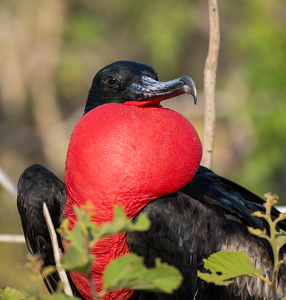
(84, 60, 197, 114)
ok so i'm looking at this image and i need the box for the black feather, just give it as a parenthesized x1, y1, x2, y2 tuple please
(17, 164, 83, 298)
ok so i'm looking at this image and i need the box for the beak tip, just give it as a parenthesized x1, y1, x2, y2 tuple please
(180, 76, 197, 105)
(194, 94, 197, 105)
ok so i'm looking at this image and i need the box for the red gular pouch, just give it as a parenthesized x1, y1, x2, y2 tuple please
(65, 102, 202, 224)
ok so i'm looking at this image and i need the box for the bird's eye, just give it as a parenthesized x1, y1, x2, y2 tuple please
(107, 76, 118, 86)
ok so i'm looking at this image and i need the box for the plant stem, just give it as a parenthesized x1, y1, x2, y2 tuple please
(270, 271, 278, 300)
(87, 272, 100, 300)
(254, 274, 272, 287)
(83, 220, 100, 300)
(264, 198, 279, 300)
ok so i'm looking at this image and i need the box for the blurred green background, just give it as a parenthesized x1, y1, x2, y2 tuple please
(0, 0, 285, 292)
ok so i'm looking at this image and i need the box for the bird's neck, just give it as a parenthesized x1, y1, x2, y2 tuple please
(84, 98, 102, 115)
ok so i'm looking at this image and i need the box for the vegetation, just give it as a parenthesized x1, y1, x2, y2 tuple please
(198, 193, 286, 300)
(0, 204, 182, 299)
(2, 194, 286, 299)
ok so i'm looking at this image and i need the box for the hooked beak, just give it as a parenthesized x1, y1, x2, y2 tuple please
(130, 75, 197, 105)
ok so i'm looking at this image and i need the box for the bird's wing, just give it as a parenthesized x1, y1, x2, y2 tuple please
(17, 164, 82, 297)
(196, 166, 286, 227)
(180, 166, 268, 229)
(183, 166, 286, 230)
(127, 192, 286, 300)
(180, 165, 286, 261)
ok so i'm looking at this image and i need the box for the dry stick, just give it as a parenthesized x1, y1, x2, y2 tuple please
(43, 203, 73, 297)
(0, 167, 17, 198)
(0, 234, 25, 243)
(201, 0, 220, 169)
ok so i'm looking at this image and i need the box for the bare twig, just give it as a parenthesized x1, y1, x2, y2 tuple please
(88, 273, 100, 300)
(0, 166, 17, 198)
(43, 203, 73, 297)
(201, 0, 220, 169)
(0, 234, 25, 243)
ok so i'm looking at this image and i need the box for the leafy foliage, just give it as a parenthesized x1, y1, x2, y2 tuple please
(1, 203, 182, 300)
(0, 287, 27, 300)
(0, 286, 83, 300)
(197, 251, 262, 286)
(197, 193, 286, 299)
(102, 254, 183, 296)
(0, 258, 82, 300)
(59, 204, 151, 275)
(59, 203, 182, 296)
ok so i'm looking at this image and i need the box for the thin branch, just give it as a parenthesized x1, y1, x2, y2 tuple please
(0, 234, 25, 243)
(88, 273, 100, 300)
(0, 166, 17, 198)
(201, 0, 220, 169)
(43, 203, 73, 297)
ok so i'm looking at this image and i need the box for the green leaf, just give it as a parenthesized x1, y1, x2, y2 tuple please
(60, 222, 92, 274)
(59, 205, 95, 274)
(0, 287, 28, 300)
(103, 253, 183, 295)
(93, 206, 150, 244)
(197, 251, 262, 286)
(73, 205, 99, 240)
(275, 230, 286, 249)
(61, 245, 94, 274)
(25, 281, 41, 299)
(60, 204, 150, 275)
(43, 293, 82, 300)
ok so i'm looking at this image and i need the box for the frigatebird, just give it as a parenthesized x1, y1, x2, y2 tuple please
(17, 61, 286, 300)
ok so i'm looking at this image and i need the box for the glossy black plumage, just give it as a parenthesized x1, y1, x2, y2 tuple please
(17, 61, 286, 300)
(17, 164, 82, 297)
(84, 61, 158, 114)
